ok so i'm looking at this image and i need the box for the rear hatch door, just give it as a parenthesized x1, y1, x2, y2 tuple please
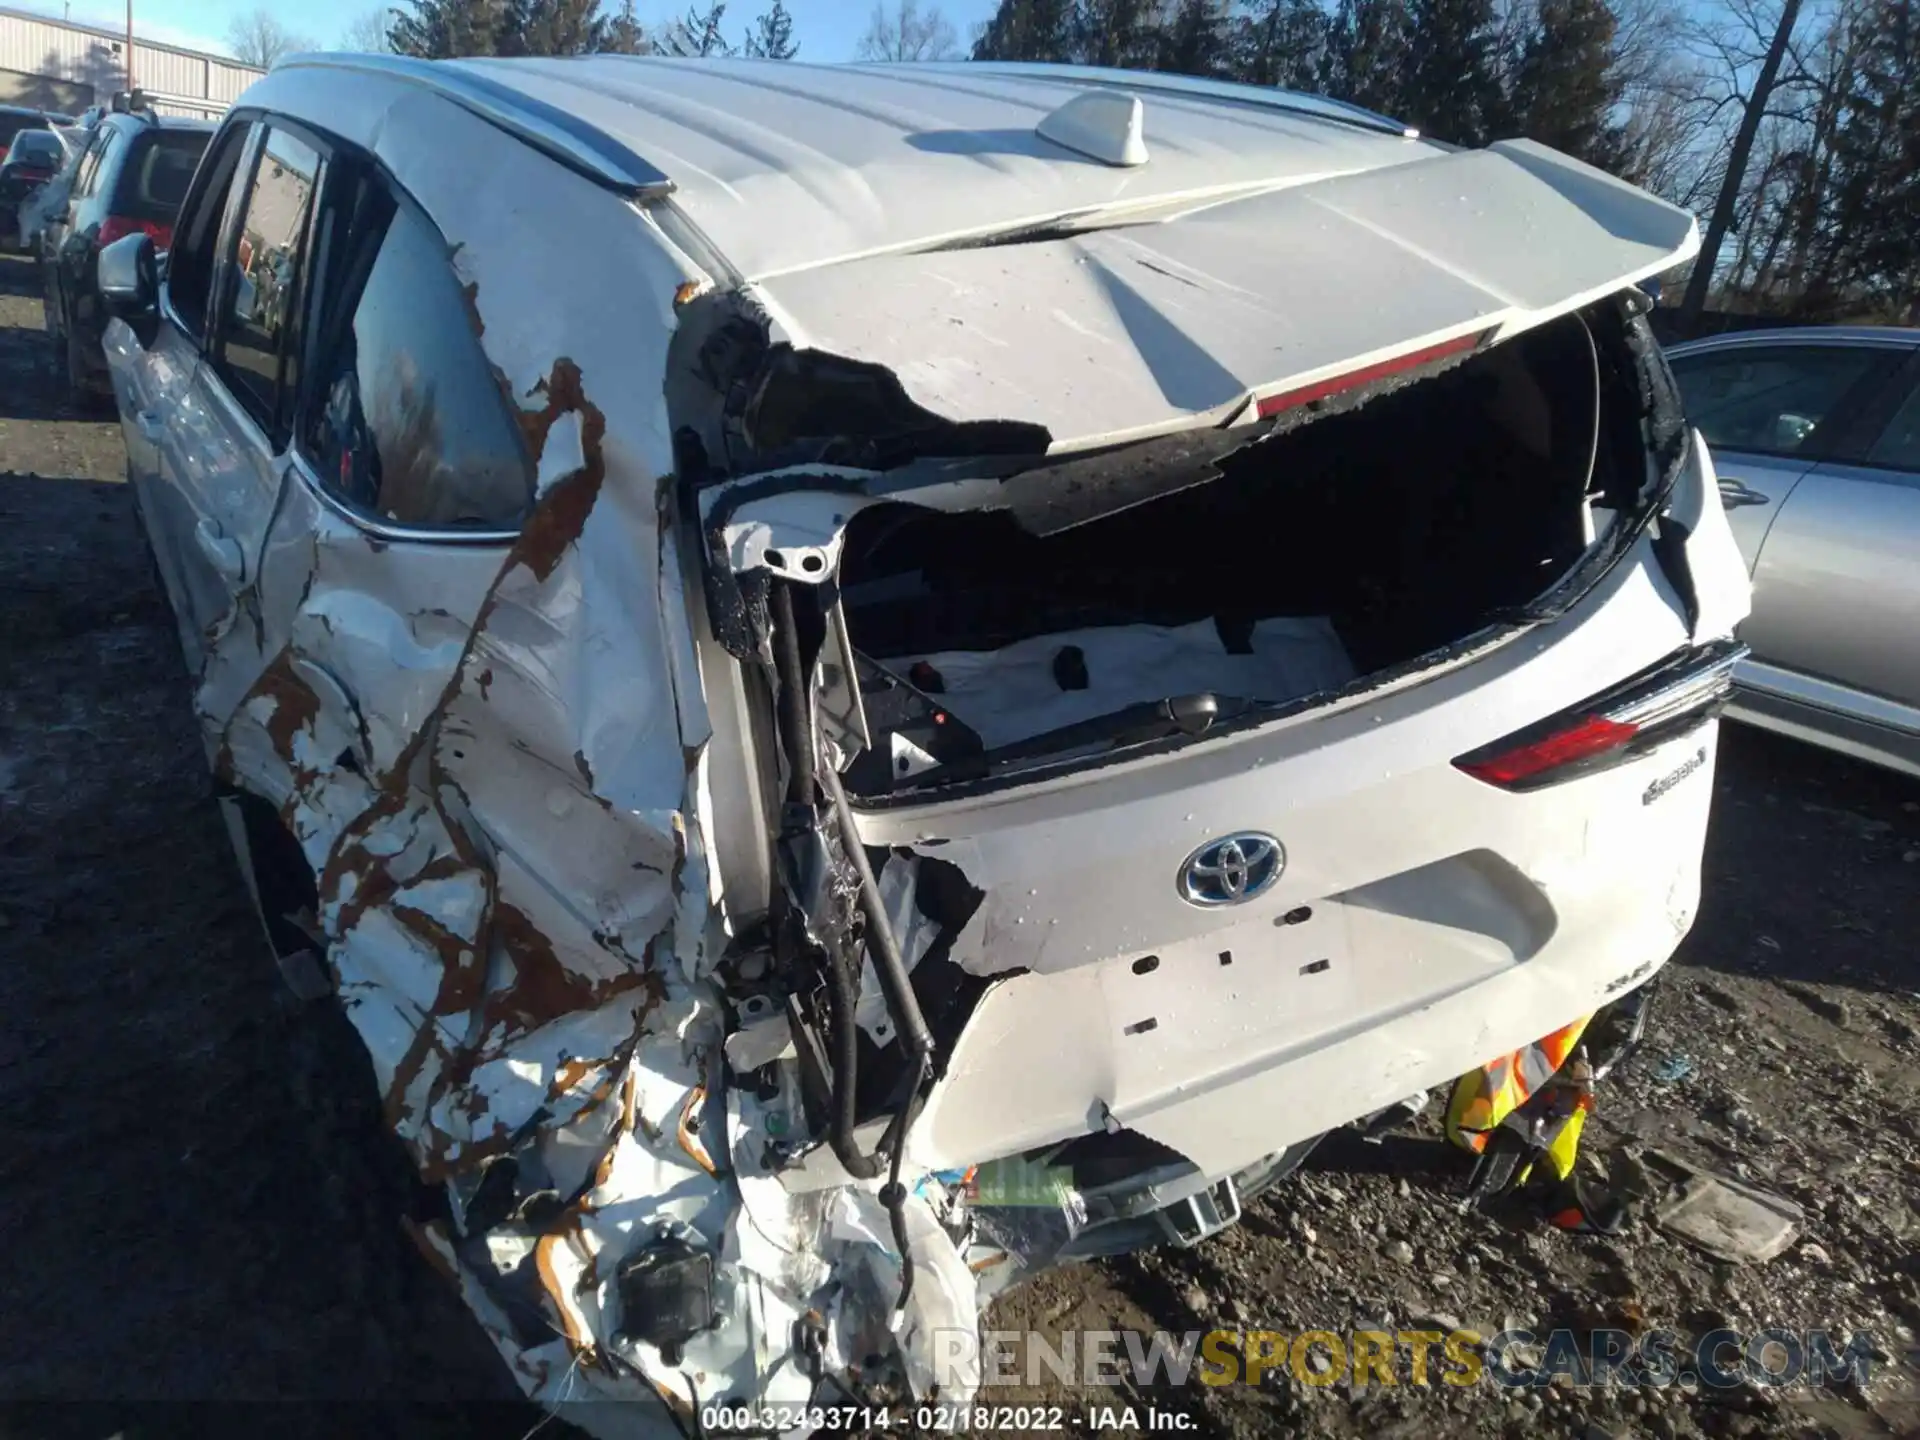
(754, 139, 1698, 452)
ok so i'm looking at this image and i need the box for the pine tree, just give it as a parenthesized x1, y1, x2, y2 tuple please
(1398, 0, 1503, 145)
(599, 0, 649, 51)
(1159, 0, 1230, 76)
(1318, 0, 1410, 117)
(1509, 0, 1629, 169)
(1070, 0, 1157, 69)
(508, 0, 609, 54)
(1822, 0, 1920, 312)
(744, 0, 799, 56)
(971, 0, 1076, 61)
(1234, 0, 1329, 90)
(391, 0, 509, 56)
(663, 2, 734, 55)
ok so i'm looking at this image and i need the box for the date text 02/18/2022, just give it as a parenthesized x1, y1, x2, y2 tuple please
(698, 1404, 1198, 1431)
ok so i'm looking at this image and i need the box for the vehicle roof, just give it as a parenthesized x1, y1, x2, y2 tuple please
(283, 54, 1445, 281)
(100, 111, 217, 134)
(249, 56, 1699, 453)
(1668, 324, 1920, 353)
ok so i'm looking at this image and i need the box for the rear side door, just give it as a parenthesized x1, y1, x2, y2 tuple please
(174, 118, 326, 674)
(110, 118, 255, 669)
(1666, 339, 1902, 572)
(43, 124, 106, 319)
(1743, 349, 1920, 715)
(53, 125, 118, 328)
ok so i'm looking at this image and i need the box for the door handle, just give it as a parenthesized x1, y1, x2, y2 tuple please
(135, 409, 163, 442)
(194, 518, 245, 582)
(1717, 477, 1771, 509)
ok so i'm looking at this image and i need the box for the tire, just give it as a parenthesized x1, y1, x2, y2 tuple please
(61, 323, 106, 414)
(61, 324, 89, 409)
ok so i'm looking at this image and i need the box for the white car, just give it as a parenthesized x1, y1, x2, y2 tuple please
(96, 56, 1749, 1431)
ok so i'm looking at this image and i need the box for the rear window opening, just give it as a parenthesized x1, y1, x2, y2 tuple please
(112, 130, 211, 220)
(830, 301, 1658, 799)
(6, 131, 63, 167)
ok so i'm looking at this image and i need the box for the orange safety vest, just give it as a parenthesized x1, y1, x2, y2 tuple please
(1445, 1014, 1595, 1184)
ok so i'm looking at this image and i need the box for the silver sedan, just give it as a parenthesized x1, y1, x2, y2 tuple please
(1668, 326, 1920, 777)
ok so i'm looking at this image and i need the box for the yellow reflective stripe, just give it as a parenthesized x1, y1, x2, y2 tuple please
(1541, 1106, 1587, 1181)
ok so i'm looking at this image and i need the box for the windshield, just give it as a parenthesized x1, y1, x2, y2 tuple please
(6, 131, 62, 166)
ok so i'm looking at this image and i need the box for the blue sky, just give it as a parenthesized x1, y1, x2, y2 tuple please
(14, 0, 1004, 63)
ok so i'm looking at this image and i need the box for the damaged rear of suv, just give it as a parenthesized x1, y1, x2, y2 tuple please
(101, 55, 1748, 1435)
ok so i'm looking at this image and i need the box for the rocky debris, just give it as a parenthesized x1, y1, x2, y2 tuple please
(1783, 981, 1853, 1026)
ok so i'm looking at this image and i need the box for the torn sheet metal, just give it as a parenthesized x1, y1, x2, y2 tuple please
(760, 141, 1698, 450)
(177, 74, 986, 1437)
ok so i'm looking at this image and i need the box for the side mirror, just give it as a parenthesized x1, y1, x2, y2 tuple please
(98, 231, 159, 344)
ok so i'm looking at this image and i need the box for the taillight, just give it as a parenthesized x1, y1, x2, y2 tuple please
(1255, 330, 1490, 419)
(97, 216, 173, 249)
(1453, 639, 1747, 791)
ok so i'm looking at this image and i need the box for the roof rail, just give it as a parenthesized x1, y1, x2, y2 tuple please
(275, 52, 674, 199)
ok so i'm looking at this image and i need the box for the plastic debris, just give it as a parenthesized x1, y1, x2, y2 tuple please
(1650, 1153, 1803, 1263)
(1650, 1054, 1695, 1085)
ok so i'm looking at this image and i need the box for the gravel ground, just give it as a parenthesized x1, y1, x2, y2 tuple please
(1, 250, 1916, 1440)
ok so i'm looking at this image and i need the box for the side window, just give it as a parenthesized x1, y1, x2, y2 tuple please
(303, 185, 533, 530)
(73, 129, 114, 198)
(167, 121, 252, 339)
(213, 126, 322, 440)
(1865, 378, 1920, 475)
(1669, 346, 1882, 457)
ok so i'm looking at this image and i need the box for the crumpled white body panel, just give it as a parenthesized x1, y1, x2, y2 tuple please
(170, 65, 978, 1433)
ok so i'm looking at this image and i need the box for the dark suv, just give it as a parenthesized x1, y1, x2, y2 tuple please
(0, 102, 63, 151)
(40, 110, 211, 400)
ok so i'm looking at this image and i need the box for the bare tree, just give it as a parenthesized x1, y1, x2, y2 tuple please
(1676, 0, 1809, 330)
(339, 7, 397, 52)
(1606, 0, 1720, 200)
(227, 7, 318, 68)
(856, 0, 960, 60)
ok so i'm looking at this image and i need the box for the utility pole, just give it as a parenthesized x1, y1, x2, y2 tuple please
(125, 0, 135, 89)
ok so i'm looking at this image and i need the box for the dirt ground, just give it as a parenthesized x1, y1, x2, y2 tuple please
(1, 248, 1917, 1440)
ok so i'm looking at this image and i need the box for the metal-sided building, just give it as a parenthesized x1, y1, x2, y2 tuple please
(0, 4, 262, 117)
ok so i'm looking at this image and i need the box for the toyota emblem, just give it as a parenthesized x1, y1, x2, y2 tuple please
(1178, 832, 1285, 907)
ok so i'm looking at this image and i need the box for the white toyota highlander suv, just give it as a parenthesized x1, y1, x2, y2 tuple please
(95, 53, 1749, 1433)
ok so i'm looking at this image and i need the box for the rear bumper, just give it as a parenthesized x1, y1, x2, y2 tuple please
(904, 716, 1716, 1182)
(1114, 737, 1709, 1177)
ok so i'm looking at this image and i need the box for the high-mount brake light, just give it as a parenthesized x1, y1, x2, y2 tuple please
(1255, 331, 1488, 419)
